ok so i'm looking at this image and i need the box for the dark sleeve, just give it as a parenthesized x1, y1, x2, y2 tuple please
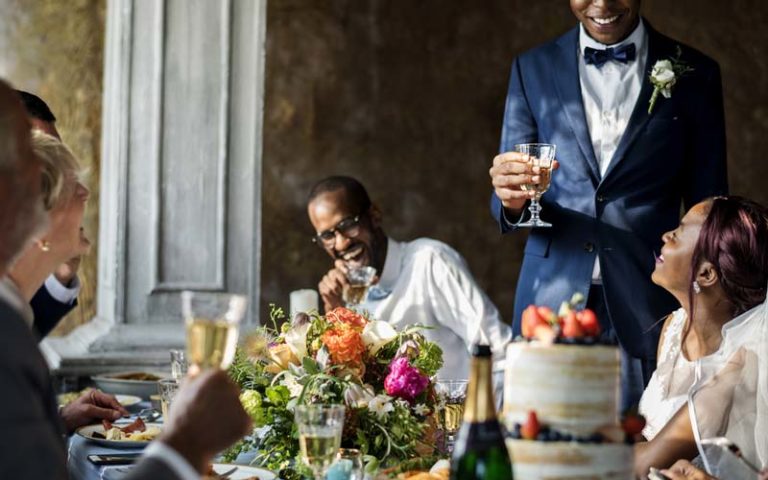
(682, 60, 728, 210)
(490, 57, 538, 233)
(31, 286, 77, 339)
(124, 456, 183, 480)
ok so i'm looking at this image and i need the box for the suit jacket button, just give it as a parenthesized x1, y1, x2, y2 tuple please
(584, 242, 595, 253)
(597, 195, 606, 202)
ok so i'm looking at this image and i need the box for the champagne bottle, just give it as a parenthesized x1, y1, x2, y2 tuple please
(449, 344, 513, 480)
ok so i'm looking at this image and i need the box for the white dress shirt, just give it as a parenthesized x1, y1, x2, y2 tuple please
(44, 273, 80, 305)
(578, 19, 648, 282)
(359, 238, 512, 379)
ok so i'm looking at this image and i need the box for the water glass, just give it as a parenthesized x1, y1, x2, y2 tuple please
(182, 291, 247, 372)
(158, 378, 180, 421)
(334, 448, 364, 480)
(294, 405, 346, 480)
(170, 349, 188, 380)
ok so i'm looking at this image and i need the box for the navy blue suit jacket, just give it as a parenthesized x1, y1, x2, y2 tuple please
(30, 286, 76, 339)
(491, 22, 728, 359)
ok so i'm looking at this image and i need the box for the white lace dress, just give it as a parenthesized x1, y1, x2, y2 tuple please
(638, 308, 693, 440)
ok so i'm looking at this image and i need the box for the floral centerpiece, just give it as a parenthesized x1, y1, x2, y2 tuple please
(225, 305, 444, 479)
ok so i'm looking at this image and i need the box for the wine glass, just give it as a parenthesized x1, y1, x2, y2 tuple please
(515, 143, 556, 228)
(181, 291, 247, 372)
(343, 266, 377, 307)
(435, 379, 468, 454)
(294, 405, 346, 480)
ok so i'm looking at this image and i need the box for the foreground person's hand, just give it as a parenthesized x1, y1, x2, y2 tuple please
(160, 370, 251, 474)
(661, 460, 717, 480)
(490, 152, 559, 216)
(60, 389, 129, 433)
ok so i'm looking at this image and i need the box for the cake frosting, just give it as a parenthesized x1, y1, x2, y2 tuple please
(503, 342, 634, 480)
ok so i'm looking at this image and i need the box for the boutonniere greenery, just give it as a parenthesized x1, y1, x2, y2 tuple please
(648, 46, 693, 114)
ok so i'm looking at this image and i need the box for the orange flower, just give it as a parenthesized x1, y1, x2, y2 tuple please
(321, 325, 366, 366)
(326, 307, 368, 331)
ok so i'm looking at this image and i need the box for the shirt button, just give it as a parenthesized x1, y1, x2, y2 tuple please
(584, 242, 595, 253)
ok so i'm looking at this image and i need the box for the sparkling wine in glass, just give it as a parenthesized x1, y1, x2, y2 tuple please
(516, 143, 556, 228)
(343, 266, 377, 306)
(182, 291, 247, 372)
(295, 405, 346, 480)
(435, 379, 468, 454)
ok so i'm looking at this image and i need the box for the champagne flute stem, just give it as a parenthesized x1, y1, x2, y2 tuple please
(528, 199, 542, 223)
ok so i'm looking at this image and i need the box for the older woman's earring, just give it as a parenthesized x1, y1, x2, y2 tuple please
(693, 281, 702, 294)
(40, 240, 51, 252)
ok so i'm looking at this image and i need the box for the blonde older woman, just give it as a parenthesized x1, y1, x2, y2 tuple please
(4, 130, 128, 431)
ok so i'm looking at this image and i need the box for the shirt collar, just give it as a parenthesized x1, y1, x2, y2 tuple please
(376, 237, 403, 292)
(579, 17, 646, 55)
(0, 277, 34, 328)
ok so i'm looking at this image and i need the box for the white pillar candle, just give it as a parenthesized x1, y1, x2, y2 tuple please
(290, 289, 319, 317)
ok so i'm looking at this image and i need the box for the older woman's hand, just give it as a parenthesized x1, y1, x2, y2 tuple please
(660, 460, 717, 480)
(60, 389, 130, 433)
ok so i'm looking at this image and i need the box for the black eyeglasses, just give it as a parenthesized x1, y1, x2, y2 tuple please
(312, 215, 362, 247)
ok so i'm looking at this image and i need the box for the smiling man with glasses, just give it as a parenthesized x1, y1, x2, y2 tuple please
(307, 176, 512, 379)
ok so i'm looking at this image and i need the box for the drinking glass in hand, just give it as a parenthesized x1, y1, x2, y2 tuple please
(294, 405, 346, 480)
(182, 291, 247, 372)
(343, 266, 377, 306)
(435, 380, 468, 454)
(515, 143, 556, 228)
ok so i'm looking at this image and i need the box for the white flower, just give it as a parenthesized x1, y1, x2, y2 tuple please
(281, 372, 304, 398)
(361, 321, 398, 355)
(413, 403, 430, 416)
(344, 383, 375, 408)
(368, 394, 394, 419)
(284, 323, 310, 359)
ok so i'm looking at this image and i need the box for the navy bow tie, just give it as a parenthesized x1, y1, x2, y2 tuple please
(584, 43, 636, 67)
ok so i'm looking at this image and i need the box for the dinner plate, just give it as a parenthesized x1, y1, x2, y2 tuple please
(76, 422, 163, 448)
(115, 394, 142, 407)
(91, 371, 166, 399)
(210, 464, 276, 480)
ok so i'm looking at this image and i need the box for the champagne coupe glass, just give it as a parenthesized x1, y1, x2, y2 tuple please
(435, 379, 468, 454)
(182, 291, 247, 372)
(515, 143, 556, 228)
(294, 404, 346, 480)
(343, 266, 377, 307)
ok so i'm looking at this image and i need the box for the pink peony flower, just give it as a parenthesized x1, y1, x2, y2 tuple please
(384, 357, 429, 402)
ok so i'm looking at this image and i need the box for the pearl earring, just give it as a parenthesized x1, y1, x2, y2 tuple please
(693, 281, 701, 294)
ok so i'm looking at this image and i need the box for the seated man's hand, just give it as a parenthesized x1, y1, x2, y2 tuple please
(160, 370, 251, 474)
(318, 260, 349, 312)
(60, 389, 129, 433)
(661, 460, 717, 480)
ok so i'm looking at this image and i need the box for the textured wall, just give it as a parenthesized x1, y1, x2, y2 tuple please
(1, 0, 105, 335)
(260, 0, 768, 323)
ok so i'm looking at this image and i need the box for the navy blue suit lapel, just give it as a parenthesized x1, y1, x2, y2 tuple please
(601, 23, 676, 183)
(553, 27, 601, 183)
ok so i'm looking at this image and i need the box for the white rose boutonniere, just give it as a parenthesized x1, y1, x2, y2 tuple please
(648, 46, 693, 114)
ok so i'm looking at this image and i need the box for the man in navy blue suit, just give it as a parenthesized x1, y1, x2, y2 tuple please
(489, 0, 727, 410)
(17, 90, 82, 338)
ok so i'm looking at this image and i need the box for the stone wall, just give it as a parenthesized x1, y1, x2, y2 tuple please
(0, 0, 105, 335)
(260, 0, 768, 323)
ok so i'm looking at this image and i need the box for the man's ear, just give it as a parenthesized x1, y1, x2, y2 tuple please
(368, 204, 383, 227)
(696, 261, 719, 289)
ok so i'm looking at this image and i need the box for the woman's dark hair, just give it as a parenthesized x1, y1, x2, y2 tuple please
(689, 196, 768, 320)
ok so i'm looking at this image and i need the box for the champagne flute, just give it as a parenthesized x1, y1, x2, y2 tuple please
(515, 143, 556, 228)
(182, 291, 247, 373)
(435, 379, 468, 454)
(295, 404, 346, 480)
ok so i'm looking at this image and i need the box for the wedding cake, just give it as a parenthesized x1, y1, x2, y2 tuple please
(502, 303, 635, 480)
